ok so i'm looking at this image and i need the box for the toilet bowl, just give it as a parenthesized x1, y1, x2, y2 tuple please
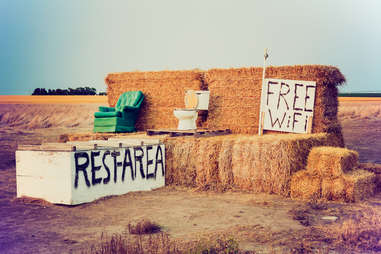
(173, 90, 210, 130)
(173, 109, 198, 130)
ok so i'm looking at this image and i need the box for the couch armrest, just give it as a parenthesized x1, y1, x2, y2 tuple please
(121, 105, 140, 112)
(99, 106, 115, 112)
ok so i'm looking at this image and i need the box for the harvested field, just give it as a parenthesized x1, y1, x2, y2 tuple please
(0, 96, 380, 253)
(338, 99, 381, 163)
(0, 95, 108, 104)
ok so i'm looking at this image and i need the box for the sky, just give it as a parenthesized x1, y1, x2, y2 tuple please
(0, 0, 380, 95)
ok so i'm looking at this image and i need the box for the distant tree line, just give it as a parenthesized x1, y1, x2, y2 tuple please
(339, 92, 381, 97)
(32, 87, 107, 96)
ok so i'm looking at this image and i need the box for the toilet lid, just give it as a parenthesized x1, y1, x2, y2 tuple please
(185, 90, 198, 109)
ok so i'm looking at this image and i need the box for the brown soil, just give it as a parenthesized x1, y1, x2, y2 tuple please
(0, 100, 380, 253)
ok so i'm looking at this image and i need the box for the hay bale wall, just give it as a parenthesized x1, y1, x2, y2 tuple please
(105, 66, 345, 145)
(165, 133, 341, 196)
(105, 70, 204, 130)
(204, 66, 345, 141)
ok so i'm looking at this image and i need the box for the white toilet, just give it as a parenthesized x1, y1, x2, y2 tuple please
(173, 90, 210, 130)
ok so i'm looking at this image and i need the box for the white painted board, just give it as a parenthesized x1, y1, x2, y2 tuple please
(260, 78, 316, 133)
(16, 144, 165, 205)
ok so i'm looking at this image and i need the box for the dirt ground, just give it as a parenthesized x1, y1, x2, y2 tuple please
(0, 100, 380, 253)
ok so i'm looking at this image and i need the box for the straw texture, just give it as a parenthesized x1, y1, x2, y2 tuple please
(105, 65, 345, 145)
(105, 70, 204, 130)
(165, 133, 341, 195)
(62, 132, 343, 196)
(343, 169, 376, 202)
(204, 65, 345, 143)
(290, 170, 321, 200)
(291, 146, 376, 202)
(358, 163, 381, 192)
(307, 147, 358, 178)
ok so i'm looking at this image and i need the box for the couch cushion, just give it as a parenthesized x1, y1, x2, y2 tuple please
(94, 111, 121, 118)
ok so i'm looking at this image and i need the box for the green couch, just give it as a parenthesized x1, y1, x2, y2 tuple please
(93, 91, 144, 133)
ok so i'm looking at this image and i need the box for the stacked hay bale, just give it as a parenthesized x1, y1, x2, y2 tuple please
(165, 133, 341, 195)
(204, 65, 345, 145)
(291, 147, 376, 202)
(61, 132, 345, 196)
(358, 163, 381, 192)
(105, 70, 204, 130)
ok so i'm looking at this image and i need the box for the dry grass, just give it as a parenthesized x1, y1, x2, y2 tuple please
(128, 219, 161, 235)
(0, 104, 100, 129)
(318, 205, 381, 252)
(339, 97, 381, 102)
(338, 101, 381, 121)
(82, 231, 243, 254)
(288, 202, 381, 253)
(0, 95, 108, 104)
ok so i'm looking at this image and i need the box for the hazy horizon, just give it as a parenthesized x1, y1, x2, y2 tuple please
(1, 0, 380, 95)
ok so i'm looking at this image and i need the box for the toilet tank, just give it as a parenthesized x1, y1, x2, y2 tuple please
(194, 90, 210, 110)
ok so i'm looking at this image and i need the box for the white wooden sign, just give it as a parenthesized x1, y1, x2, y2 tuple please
(16, 143, 165, 205)
(260, 78, 316, 134)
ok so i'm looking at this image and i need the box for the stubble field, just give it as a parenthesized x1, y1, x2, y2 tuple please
(0, 96, 380, 253)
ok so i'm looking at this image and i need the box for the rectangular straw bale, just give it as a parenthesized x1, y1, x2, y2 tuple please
(105, 70, 204, 130)
(290, 170, 321, 200)
(358, 163, 381, 192)
(343, 169, 376, 202)
(217, 139, 235, 187)
(163, 137, 198, 187)
(195, 138, 223, 190)
(321, 177, 346, 201)
(227, 133, 333, 194)
(162, 132, 334, 196)
(306, 147, 359, 178)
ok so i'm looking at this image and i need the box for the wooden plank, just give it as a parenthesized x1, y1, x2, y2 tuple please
(147, 128, 231, 137)
(307, 116, 313, 134)
(67, 140, 121, 149)
(259, 111, 265, 136)
(108, 137, 161, 145)
(40, 143, 77, 151)
(194, 129, 232, 137)
(18, 143, 76, 151)
(17, 145, 42, 151)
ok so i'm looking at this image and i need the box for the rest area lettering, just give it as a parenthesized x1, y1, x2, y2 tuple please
(74, 145, 165, 188)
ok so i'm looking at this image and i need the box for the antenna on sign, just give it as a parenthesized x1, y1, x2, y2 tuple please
(262, 48, 269, 81)
(258, 48, 269, 136)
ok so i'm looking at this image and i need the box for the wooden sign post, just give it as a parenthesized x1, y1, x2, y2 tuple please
(258, 49, 269, 136)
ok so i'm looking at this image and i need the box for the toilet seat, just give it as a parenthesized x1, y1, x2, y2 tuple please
(175, 90, 199, 111)
(184, 90, 198, 109)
